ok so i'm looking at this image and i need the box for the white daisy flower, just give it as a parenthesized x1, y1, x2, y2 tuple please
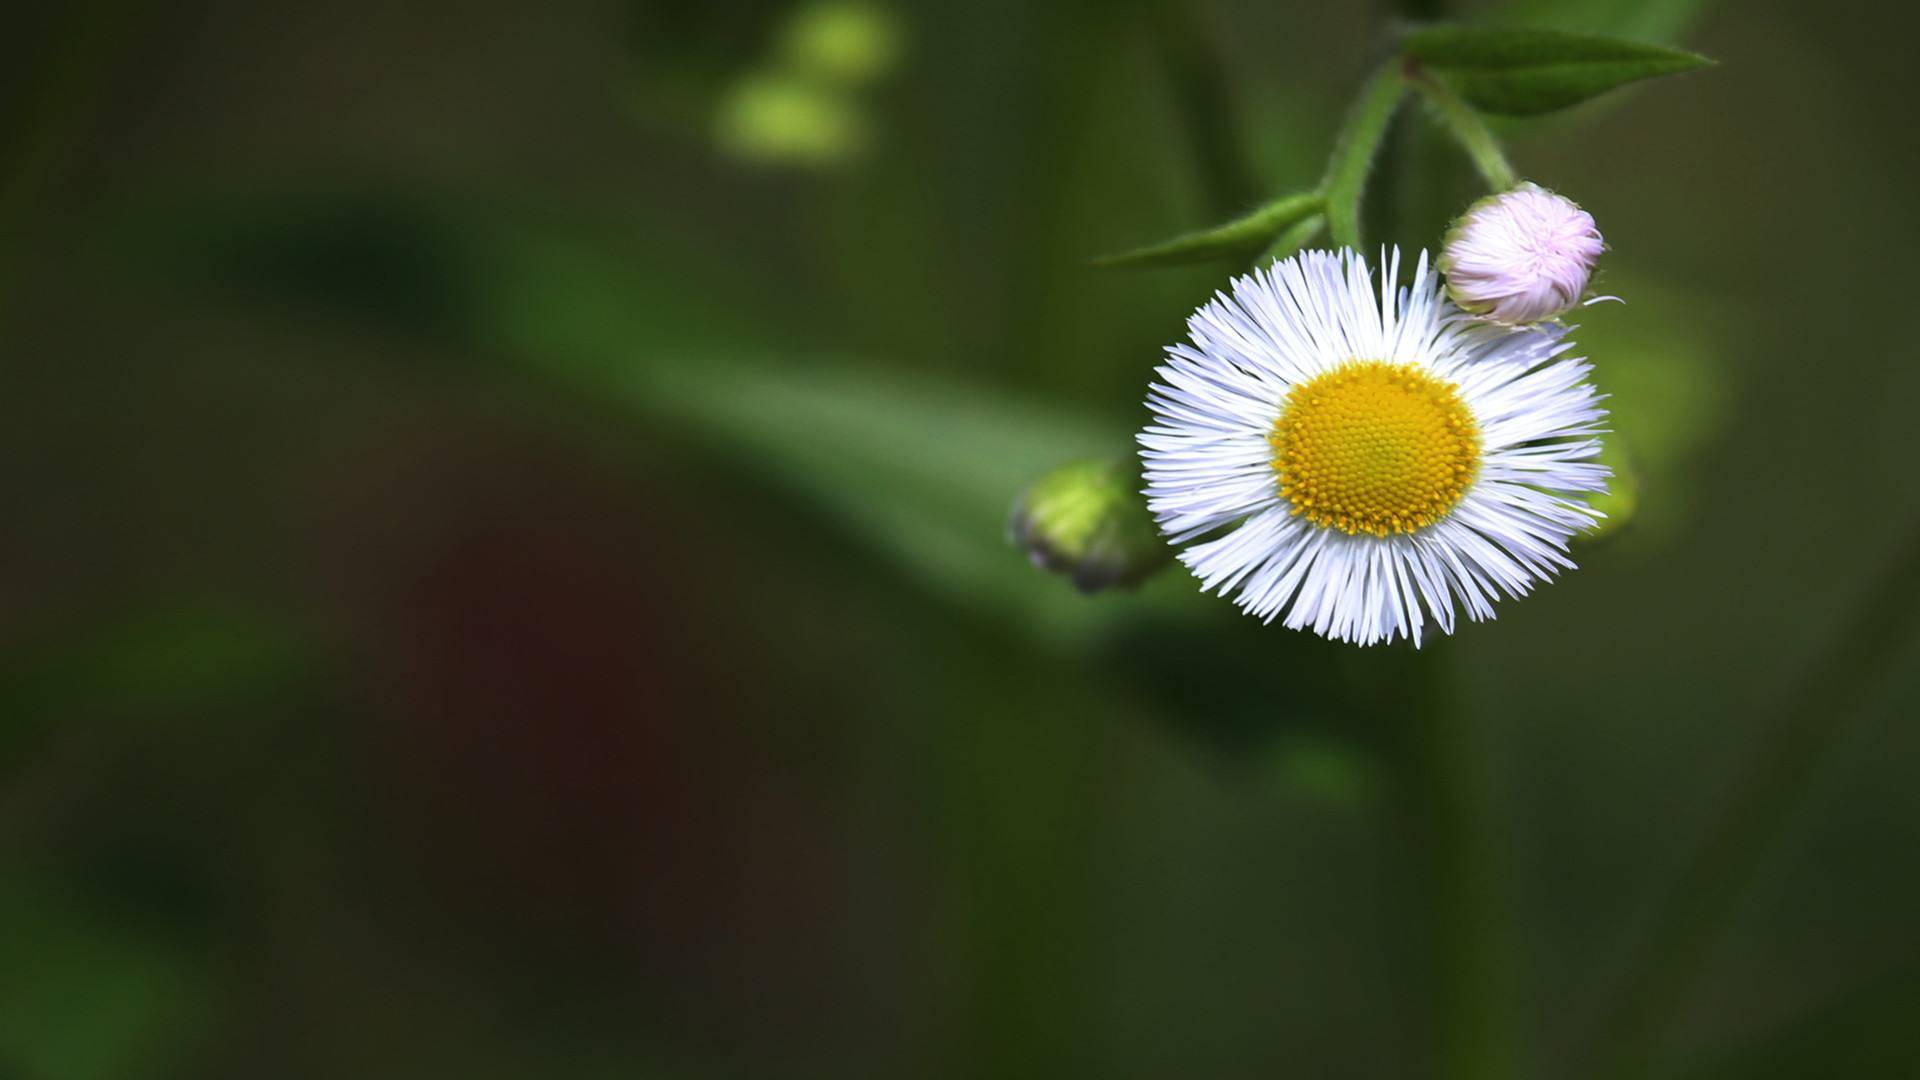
(1139, 248, 1608, 646)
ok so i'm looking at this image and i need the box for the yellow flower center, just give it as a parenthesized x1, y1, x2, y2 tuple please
(1269, 360, 1480, 537)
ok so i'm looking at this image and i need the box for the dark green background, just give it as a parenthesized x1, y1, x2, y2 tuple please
(4, 0, 1918, 1077)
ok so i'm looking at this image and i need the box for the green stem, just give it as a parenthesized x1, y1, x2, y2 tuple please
(1395, 652, 1517, 1080)
(1321, 61, 1408, 250)
(1412, 74, 1517, 192)
(1358, 33, 1516, 1080)
(1590, 520, 1920, 1078)
(1261, 213, 1324, 264)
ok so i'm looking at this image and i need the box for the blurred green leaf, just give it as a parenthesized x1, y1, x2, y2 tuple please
(637, 355, 1127, 604)
(472, 218, 1160, 630)
(110, 190, 1210, 641)
(0, 603, 309, 716)
(1404, 26, 1711, 116)
(0, 874, 209, 1080)
(1094, 192, 1322, 268)
(0, 602, 312, 768)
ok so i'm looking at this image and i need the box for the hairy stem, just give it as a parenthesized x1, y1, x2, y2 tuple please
(1322, 61, 1409, 249)
(1261, 213, 1325, 264)
(1412, 74, 1517, 192)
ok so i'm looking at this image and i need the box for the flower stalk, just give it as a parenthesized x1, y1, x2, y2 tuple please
(1412, 72, 1517, 191)
(1322, 62, 1410, 249)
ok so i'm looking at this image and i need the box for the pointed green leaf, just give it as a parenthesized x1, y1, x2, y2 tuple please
(1404, 26, 1711, 116)
(1094, 192, 1322, 268)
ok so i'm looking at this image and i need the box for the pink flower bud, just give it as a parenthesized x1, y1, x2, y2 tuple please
(1439, 182, 1604, 325)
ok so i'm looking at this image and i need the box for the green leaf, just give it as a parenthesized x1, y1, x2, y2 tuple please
(1093, 191, 1321, 268)
(107, 190, 1211, 641)
(1404, 26, 1711, 116)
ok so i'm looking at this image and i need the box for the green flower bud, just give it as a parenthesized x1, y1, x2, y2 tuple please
(779, 1, 902, 88)
(1010, 459, 1169, 593)
(714, 73, 867, 166)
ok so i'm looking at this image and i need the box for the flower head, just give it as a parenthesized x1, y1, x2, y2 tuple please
(1139, 248, 1608, 645)
(1440, 182, 1604, 325)
(1011, 458, 1168, 593)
